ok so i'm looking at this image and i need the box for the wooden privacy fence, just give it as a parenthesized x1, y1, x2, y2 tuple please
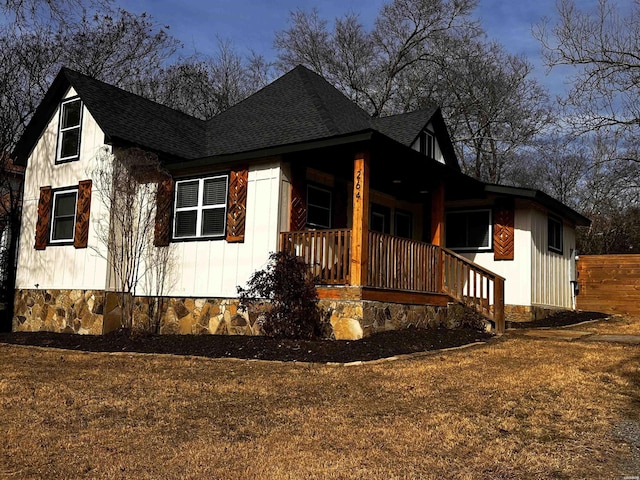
(577, 254, 640, 315)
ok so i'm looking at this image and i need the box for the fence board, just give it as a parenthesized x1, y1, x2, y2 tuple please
(577, 254, 640, 315)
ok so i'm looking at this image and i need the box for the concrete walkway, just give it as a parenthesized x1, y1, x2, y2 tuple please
(520, 329, 640, 344)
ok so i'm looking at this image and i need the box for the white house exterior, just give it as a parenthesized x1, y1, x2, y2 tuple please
(10, 66, 590, 336)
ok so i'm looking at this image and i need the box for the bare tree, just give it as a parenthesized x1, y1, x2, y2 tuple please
(92, 147, 171, 331)
(275, 3, 550, 183)
(275, 1, 479, 117)
(139, 40, 273, 120)
(535, 0, 640, 141)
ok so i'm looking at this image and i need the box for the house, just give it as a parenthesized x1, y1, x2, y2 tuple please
(10, 66, 590, 339)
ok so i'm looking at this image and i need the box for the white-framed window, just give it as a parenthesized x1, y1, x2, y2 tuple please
(173, 175, 228, 239)
(57, 98, 83, 163)
(446, 209, 492, 251)
(420, 130, 435, 158)
(50, 188, 78, 243)
(306, 184, 332, 229)
(548, 215, 563, 254)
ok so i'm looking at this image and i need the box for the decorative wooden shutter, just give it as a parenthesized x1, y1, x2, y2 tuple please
(154, 177, 174, 247)
(34, 186, 52, 250)
(290, 173, 307, 231)
(74, 180, 92, 248)
(226, 167, 248, 243)
(493, 200, 515, 261)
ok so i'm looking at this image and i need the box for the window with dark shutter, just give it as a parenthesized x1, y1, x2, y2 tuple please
(172, 175, 228, 240)
(445, 209, 492, 251)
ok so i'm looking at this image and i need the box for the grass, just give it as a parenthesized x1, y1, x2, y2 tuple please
(0, 316, 638, 479)
(568, 313, 640, 335)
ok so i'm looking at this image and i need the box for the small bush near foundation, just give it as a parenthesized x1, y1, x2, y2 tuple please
(237, 251, 327, 339)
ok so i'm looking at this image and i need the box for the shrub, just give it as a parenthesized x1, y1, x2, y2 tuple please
(237, 251, 327, 339)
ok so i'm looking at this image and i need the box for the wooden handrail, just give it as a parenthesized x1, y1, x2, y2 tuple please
(367, 231, 440, 293)
(279, 230, 505, 334)
(440, 247, 505, 334)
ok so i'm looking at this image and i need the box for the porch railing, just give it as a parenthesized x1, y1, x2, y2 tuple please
(440, 247, 505, 333)
(279, 229, 351, 284)
(279, 229, 505, 333)
(367, 231, 440, 292)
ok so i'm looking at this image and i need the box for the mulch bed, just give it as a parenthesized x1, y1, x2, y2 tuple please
(506, 310, 609, 329)
(0, 327, 493, 363)
(0, 311, 610, 363)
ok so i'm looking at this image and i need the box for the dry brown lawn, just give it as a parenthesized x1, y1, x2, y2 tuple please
(570, 313, 640, 336)
(1, 317, 639, 479)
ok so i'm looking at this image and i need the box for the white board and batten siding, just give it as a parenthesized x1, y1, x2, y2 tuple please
(530, 209, 576, 309)
(15, 87, 110, 291)
(457, 206, 533, 307)
(456, 204, 577, 309)
(139, 161, 284, 299)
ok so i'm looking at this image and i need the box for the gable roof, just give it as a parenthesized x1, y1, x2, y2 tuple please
(12, 65, 450, 167)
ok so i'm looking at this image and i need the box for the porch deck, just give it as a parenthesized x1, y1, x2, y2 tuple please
(280, 229, 505, 333)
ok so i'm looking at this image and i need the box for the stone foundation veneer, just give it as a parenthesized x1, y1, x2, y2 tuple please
(13, 289, 105, 334)
(13, 289, 489, 340)
(504, 304, 568, 323)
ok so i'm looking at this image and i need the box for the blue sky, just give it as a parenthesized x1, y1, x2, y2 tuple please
(116, 0, 583, 96)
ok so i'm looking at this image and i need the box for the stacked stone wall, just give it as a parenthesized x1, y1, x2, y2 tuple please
(13, 289, 105, 334)
(13, 289, 491, 340)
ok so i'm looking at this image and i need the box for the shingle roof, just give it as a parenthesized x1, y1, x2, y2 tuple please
(204, 66, 374, 157)
(13, 65, 440, 165)
(372, 108, 438, 146)
(62, 69, 207, 159)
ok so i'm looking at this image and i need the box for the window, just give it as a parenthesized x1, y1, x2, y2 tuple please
(50, 189, 78, 243)
(371, 203, 391, 234)
(446, 210, 492, 251)
(394, 210, 413, 239)
(548, 216, 563, 253)
(173, 175, 228, 239)
(419, 130, 435, 158)
(57, 98, 83, 163)
(306, 185, 332, 228)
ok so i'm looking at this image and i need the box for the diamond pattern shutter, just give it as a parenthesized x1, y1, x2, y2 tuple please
(74, 180, 92, 248)
(290, 173, 307, 231)
(154, 177, 174, 247)
(494, 201, 514, 261)
(34, 186, 52, 250)
(226, 167, 248, 243)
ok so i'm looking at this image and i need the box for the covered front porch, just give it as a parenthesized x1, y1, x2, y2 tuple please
(278, 146, 505, 334)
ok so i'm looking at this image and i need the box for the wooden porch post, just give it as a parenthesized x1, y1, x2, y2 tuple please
(494, 277, 505, 335)
(350, 151, 370, 286)
(430, 182, 445, 246)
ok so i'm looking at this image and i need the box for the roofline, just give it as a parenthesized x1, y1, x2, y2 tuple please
(163, 130, 376, 170)
(484, 184, 591, 226)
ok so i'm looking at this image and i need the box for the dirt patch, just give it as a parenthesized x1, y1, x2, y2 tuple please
(507, 310, 608, 329)
(0, 327, 492, 363)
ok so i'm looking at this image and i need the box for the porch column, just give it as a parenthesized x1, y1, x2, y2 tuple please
(350, 151, 370, 286)
(430, 183, 445, 246)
